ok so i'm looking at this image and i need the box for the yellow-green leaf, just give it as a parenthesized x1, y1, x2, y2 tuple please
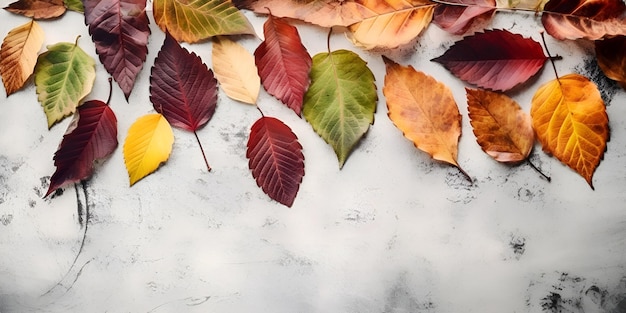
(123, 113, 174, 186)
(34, 40, 96, 128)
(212, 36, 260, 104)
(153, 0, 255, 43)
(0, 20, 44, 95)
(303, 49, 377, 168)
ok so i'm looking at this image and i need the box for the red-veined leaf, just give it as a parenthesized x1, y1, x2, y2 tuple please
(254, 14, 311, 116)
(542, 0, 626, 40)
(432, 29, 548, 91)
(4, 0, 66, 19)
(84, 0, 150, 100)
(246, 116, 305, 207)
(432, 0, 496, 35)
(45, 100, 118, 197)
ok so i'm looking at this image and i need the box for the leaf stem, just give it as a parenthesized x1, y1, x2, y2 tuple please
(540, 31, 561, 85)
(326, 27, 333, 54)
(106, 77, 113, 105)
(194, 131, 212, 172)
(526, 158, 551, 182)
(457, 165, 473, 184)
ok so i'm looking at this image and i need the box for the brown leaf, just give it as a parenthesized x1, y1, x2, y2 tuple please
(4, 0, 66, 19)
(595, 36, 626, 90)
(541, 0, 626, 40)
(383, 56, 470, 180)
(466, 88, 534, 163)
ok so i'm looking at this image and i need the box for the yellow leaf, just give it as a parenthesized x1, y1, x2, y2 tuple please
(348, 1, 435, 50)
(383, 56, 470, 180)
(0, 20, 44, 95)
(531, 73, 609, 188)
(123, 113, 174, 186)
(212, 36, 260, 104)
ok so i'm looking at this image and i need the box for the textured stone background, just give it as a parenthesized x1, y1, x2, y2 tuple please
(1, 4, 626, 313)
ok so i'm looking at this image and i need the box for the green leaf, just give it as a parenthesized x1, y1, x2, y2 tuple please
(153, 0, 255, 43)
(64, 0, 84, 12)
(35, 40, 96, 128)
(303, 49, 377, 168)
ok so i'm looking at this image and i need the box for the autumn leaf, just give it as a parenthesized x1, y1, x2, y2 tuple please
(46, 99, 118, 197)
(212, 36, 260, 104)
(0, 20, 44, 96)
(302, 49, 377, 168)
(541, 0, 626, 40)
(530, 73, 609, 188)
(153, 0, 255, 43)
(596, 36, 626, 89)
(383, 56, 470, 180)
(123, 113, 174, 186)
(254, 13, 311, 115)
(432, 0, 496, 35)
(84, 0, 150, 100)
(347, 0, 436, 49)
(64, 0, 83, 12)
(247, 116, 305, 207)
(432, 29, 548, 91)
(151, 33, 218, 171)
(4, 0, 66, 19)
(34, 39, 96, 128)
(466, 88, 534, 163)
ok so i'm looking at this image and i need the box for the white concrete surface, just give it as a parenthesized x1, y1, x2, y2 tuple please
(1, 4, 625, 313)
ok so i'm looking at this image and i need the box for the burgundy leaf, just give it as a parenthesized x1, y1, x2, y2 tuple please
(151, 33, 218, 132)
(46, 100, 118, 197)
(4, 0, 65, 19)
(247, 116, 305, 207)
(433, 0, 496, 35)
(254, 13, 312, 115)
(431, 29, 548, 91)
(542, 0, 626, 40)
(83, 0, 150, 100)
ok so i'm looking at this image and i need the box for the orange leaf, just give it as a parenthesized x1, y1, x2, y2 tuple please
(383, 56, 470, 180)
(0, 20, 44, 95)
(530, 74, 609, 188)
(596, 36, 626, 90)
(466, 88, 534, 163)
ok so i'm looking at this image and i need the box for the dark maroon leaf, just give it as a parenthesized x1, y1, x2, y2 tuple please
(46, 100, 118, 197)
(83, 0, 150, 100)
(432, 29, 548, 91)
(247, 116, 305, 207)
(433, 0, 496, 35)
(542, 0, 626, 40)
(151, 33, 218, 131)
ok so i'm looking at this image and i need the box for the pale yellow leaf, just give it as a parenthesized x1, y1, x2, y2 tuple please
(123, 113, 174, 186)
(212, 36, 260, 104)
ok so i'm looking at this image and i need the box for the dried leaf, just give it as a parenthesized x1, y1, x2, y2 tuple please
(595, 36, 626, 89)
(34, 40, 96, 128)
(84, 0, 150, 100)
(466, 88, 534, 163)
(46, 100, 118, 197)
(432, 29, 547, 91)
(254, 14, 311, 115)
(247, 116, 305, 207)
(0, 20, 44, 95)
(123, 113, 174, 186)
(432, 0, 496, 35)
(212, 36, 260, 104)
(383, 56, 469, 178)
(303, 49, 377, 168)
(541, 0, 626, 40)
(153, 0, 255, 43)
(530, 73, 609, 188)
(4, 0, 66, 19)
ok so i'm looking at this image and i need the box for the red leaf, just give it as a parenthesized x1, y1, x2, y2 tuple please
(150, 33, 218, 132)
(247, 116, 304, 207)
(84, 0, 150, 100)
(433, 0, 496, 35)
(254, 14, 311, 115)
(542, 0, 626, 40)
(431, 29, 548, 91)
(46, 100, 118, 197)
